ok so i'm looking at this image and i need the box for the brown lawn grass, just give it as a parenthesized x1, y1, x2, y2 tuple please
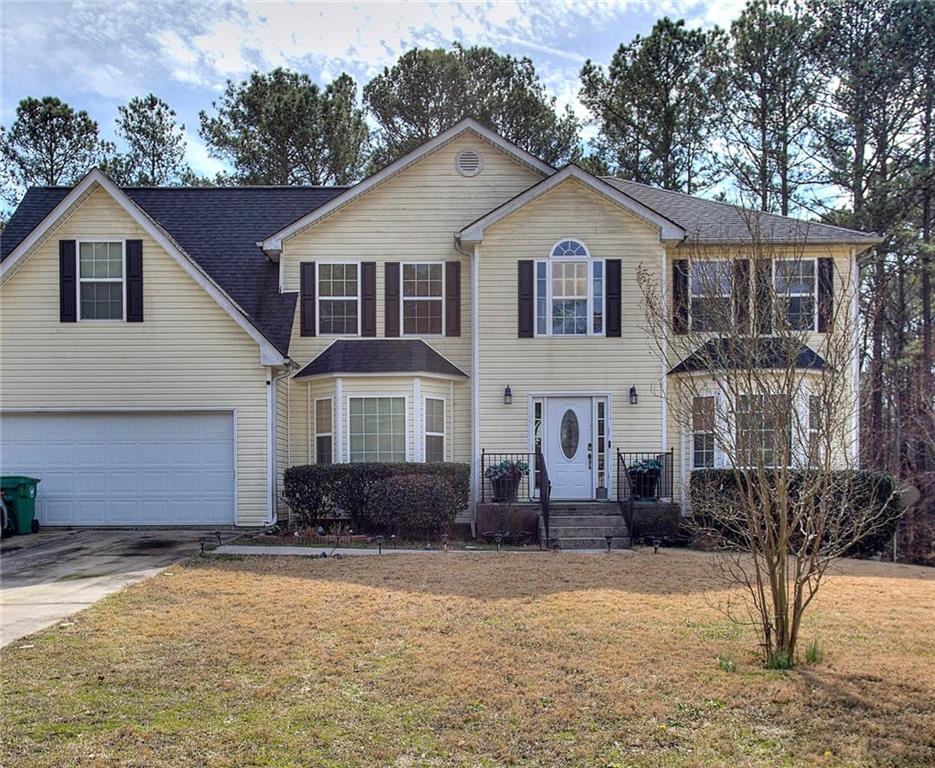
(1, 549, 933, 767)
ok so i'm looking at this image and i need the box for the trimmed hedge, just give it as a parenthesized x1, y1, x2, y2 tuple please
(370, 474, 459, 539)
(283, 462, 470, 534)
(688, 469, 901, 557)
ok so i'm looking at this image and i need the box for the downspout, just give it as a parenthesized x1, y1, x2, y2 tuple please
(267, 363, 294, 527)
(454, 234, 479, 537)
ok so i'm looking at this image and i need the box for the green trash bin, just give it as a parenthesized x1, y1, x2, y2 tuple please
(0, 476, 41, 536)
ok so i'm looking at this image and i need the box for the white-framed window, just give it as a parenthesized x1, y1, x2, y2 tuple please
(348, 396, 407, 462)
(402, 263, 443, 335)
(692, 395, 716, 469)
(736, 394, 791, 467)
(534, 239, 604, 336)
(807, 394, 823, 466)
(315, 398, 333, 464)
(774, 259, 817, 331)
(424, 397, 445, 462)
(318, 263, 359, 335)
(78, 240, 125, 320)
(690, 260, 732, 331)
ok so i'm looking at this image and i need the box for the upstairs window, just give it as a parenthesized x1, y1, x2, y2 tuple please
(402, 263, 443, 335)
(690, 260, 732, 331)
(318, 263, 359, 335)
(775, 259, 816, 331)
(535, 239, 604, 336)
(78, 241, 124, 320)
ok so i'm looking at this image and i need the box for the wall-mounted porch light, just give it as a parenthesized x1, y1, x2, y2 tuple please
(503, 385, 513, 405)
(629, 385, 638, 405)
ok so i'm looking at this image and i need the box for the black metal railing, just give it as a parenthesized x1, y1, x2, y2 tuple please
(479, 451, 537, 503)
(537, 450, 551, 547)
(617, 449, 675, 502)
(616, 452, 634, 537)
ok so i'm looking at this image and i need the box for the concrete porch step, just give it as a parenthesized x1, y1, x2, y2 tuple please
(554, 535, 631, 550)
(549, 525, 629, 539)
(549, 514, 626, 527)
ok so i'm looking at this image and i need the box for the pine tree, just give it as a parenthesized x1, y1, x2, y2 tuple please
(111, 94, 188, 186)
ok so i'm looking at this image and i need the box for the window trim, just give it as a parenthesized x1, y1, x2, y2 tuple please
(549, 238, 590, 260)
(533, 256, 606, 338)
(346, 393, 410, 463)
(688, 258, 732, 332)
(316, 261, 361, 337)
(76, 239, 126, 322)
(314, 397, 334, 464)
(773, 257, 818, 332)
(423, 396, 446, 462)
(400, 261, 445, 337)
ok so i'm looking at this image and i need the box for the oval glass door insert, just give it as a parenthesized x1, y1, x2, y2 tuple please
(560, 409, 579, 459)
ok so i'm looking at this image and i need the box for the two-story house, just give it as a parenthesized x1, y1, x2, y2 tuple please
(0, 119, 880, 533)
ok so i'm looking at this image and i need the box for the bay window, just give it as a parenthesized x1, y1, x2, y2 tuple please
(348, 396, 406, 462)
(315, 398, 333, 464)
(692, 396, 716, 468)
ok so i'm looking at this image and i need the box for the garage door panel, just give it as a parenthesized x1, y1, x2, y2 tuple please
(0, 412, 236, 526)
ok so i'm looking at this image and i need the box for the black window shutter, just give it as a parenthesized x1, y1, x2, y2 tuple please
(126, 239, 143, 322)
(754, 258, 773, 335)
(445, 261, 461, 337)
(385, 262, 400, 337)
(300, 262, 316, 336)
(361, 261, 376, 336)
(672, 258, 688, 334)
(733, 258, 750, 332)
(818, 257, 834, 332)
(517, 260, 534, 338)
(59, 240, 77, 323)
(605, 259, 621, 337)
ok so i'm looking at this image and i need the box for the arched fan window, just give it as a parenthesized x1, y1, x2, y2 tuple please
(550, 239, 589, 259)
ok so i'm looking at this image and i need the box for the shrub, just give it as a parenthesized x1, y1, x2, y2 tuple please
(804, 638, 823, 665)
(370, 474, 459, 539)
(688, 469, 901, 557)
(282, 462, 469, 532)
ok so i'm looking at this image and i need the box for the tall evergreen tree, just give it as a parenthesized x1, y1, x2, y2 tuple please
(579, 18, 727, 194)
(719, 0, 820, 215)
(199, 68, 369, 185)
(1, 96, 111, 198)
(110, 94, 188, 186)
(363, 44, 580, 167)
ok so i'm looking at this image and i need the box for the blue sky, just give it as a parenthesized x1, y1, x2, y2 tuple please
(2, 0, 746, 177)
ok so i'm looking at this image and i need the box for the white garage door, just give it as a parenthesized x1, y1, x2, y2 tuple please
(0, 411, 235, 526)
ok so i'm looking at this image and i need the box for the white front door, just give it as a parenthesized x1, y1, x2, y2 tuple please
(545, 397, 593, 499)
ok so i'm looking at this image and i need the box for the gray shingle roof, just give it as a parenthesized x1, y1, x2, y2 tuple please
(1, 186, 347, 355)
(602, 178, 881, 246)
(294, 339, 468, 378)
(669, 337, 825, 374)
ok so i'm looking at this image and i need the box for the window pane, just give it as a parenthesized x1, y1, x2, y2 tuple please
(536, 261, 547, 335)
(349, 397, 405, 462)
(426, 435, 444, 463)
(319, 263, 358, 299)
(425, 398, 444, 434)
(316, 435, 333, 464)
(693, 434, 715, 468)
(552, 299, 587, 335)
(319, 299, 358, 334)
(79, 281, 122, 319)
(79, 241, 122, 279)
(403, 263, 442, 298)
(691, 261, 732, 296)
(691, 297, 731, 331)
(315, 399, 332, 434)
(551, 239, 588, 258)
(402, 299, 442, 334)
(736, 394, 790, 467)
(592, 261, 603, 334)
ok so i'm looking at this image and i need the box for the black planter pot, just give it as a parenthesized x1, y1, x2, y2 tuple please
(491, 474, 521, 502)
(631, 469, 659, 500)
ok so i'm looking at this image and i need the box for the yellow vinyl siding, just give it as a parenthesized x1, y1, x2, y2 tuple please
(476, 178, 668, 498)
(275, 374, 289, 519)
(0, 186, 270, 525)
(281, 133, 539, 471)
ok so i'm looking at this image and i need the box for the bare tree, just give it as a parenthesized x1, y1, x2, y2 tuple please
(637, 217, 899, 666)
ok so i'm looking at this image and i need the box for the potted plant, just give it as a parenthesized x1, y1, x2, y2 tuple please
(484, 460, 529, 502)
(629, 458, 662, 500)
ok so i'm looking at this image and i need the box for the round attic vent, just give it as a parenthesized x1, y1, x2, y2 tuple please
(455, 148, 483, 177)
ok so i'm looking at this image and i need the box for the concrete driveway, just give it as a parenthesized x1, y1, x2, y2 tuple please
(0, 529, 238, 647)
